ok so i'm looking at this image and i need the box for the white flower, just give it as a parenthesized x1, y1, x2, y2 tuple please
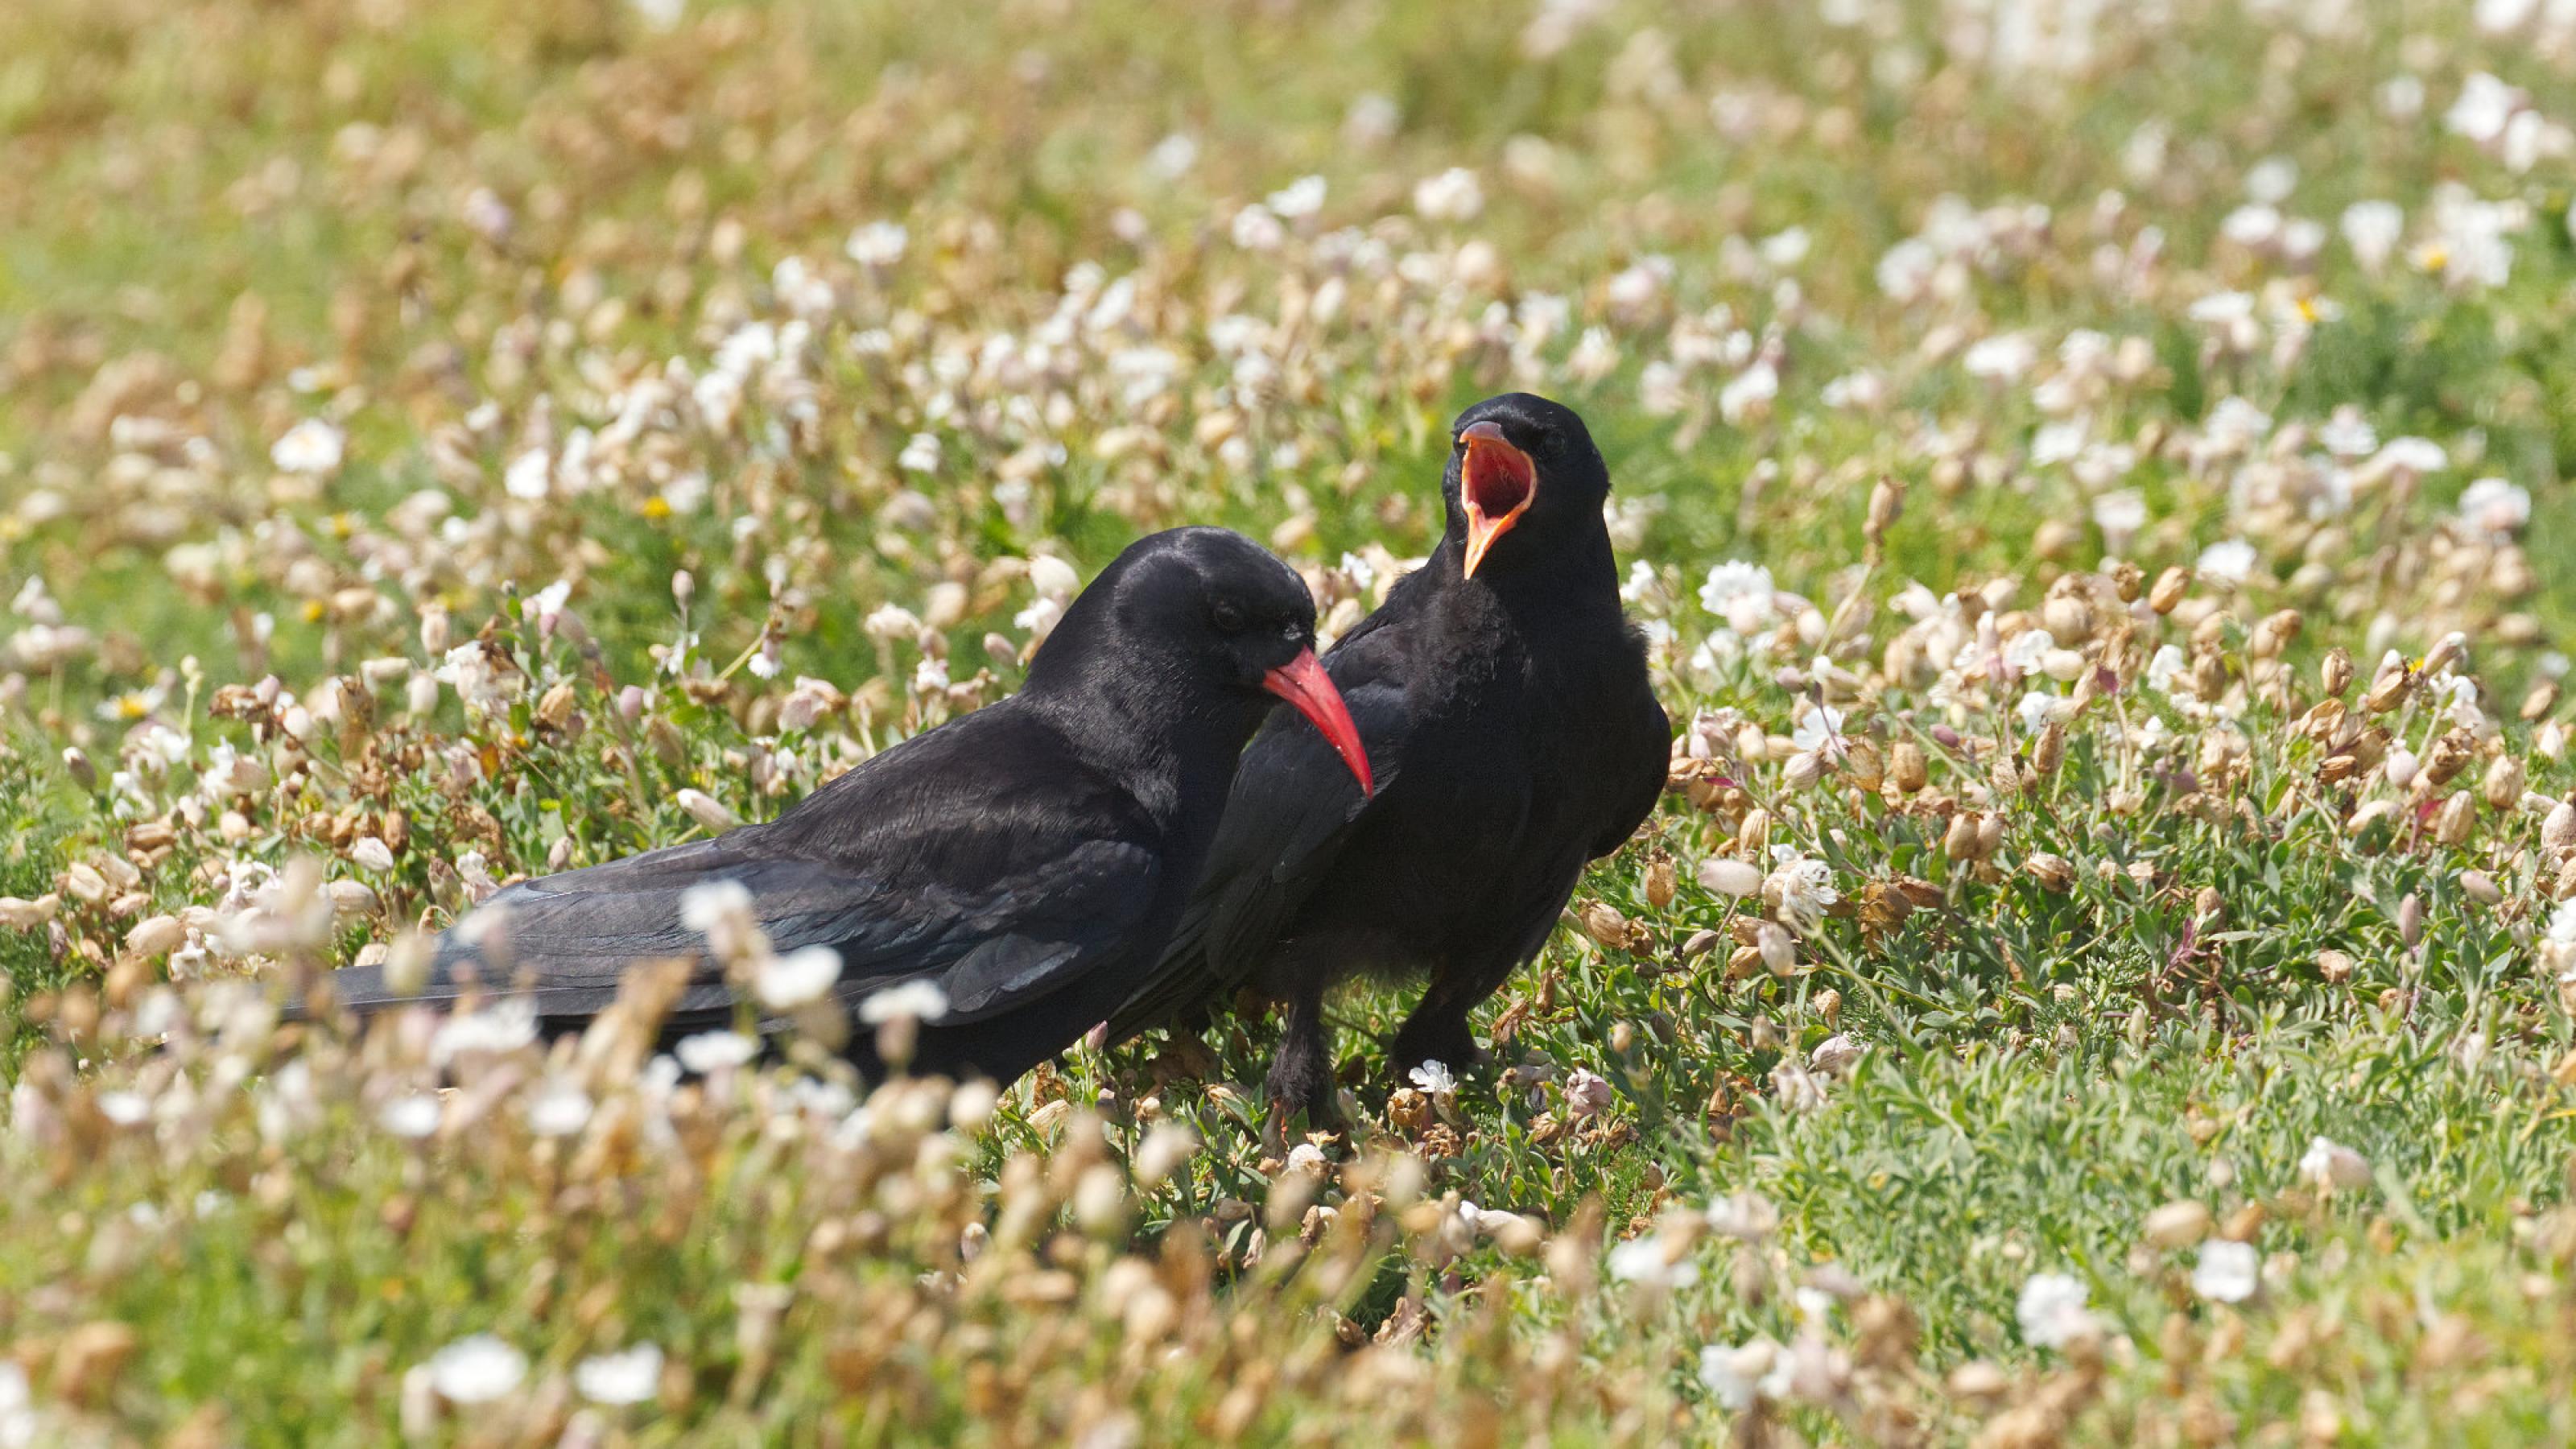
(2446, 72, 2524, 145)
(2001, 628, 2055, 676)
(844, 221, 908, 268)
(1718, 360, 1778, 424)
(2190, 1238, 2260, 1303)
(504, 448, 551, 501)
(1562, 1067, 1614, 1117)
(2298, 1135, 2372, 1191)
(1705, 1191, 1780, 1240)
(271, 419, 345, 474)
(1963, 332, 2037, 382)
(679, 877, 758, 959)
(1764, 856, 1839, 925)
(1229, 203, 1286, 251)
(858, 979, 950, 1025)
(379, 1094, 441, 1139)
(2195, 539, 2257, 585)
(1699, 1338, 1785, 1411)
(629, 0, 683, 31)
(2246, 155, 2299, 203)
(526, 1082, 593, 1137)
(430, 997, 538, 1067)
(1808, 1034, 1864, 1076)
(2545, 900, 2576, 944)
(573, 1343, 663, 1406)
(1411, 167, 1484, 222)
(2341, 200, 2405, 272)
(2016, 1272, 2095, 1348)
(2371, 436, 2448, 476)
(754, 944, 842, 1010)
(0, 1360, 34, 1449)
(1146, 133, 1199, 179)
(898, 432, 941, 474)
(1790, 705, 1844, 754)
(1266, 175, 1327, 218)
(2457, 477, 2531, 539)
(1608, 1234, 1699, 1289)
(425, 1335, 526, 1405)
(2092, 489, 2146, 543)
(97, 1090, 151, 1126)
(674, 1030, 759, 1073)
(1407, 1059, 1457, 1095)
(1698, 559, 1777, 634)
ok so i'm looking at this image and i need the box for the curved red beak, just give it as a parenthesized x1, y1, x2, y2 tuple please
(1261, 648, 1373, 797)
(1459, 419, 1537, 580)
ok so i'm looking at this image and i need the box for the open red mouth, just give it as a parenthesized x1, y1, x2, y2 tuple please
(1458, 421, 1537, 579)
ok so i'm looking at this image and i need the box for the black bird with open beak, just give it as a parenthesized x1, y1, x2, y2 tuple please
(316, 527, 1371, 1086)
(1108, 394, 1669, 1121)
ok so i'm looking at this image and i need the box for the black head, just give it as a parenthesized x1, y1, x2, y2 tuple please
(1439, 393, 1612, 580)
(1026, 527, 1371, 791)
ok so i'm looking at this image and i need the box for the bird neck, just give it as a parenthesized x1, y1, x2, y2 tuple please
(1022, 666, 1256, 831)
(1436, 515, 1622, 617)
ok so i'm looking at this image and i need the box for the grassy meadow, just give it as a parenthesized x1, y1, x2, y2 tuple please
(6, 0, 2576, 1442)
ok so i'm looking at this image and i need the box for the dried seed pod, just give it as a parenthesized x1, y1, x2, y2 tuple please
(1782, 751, 1827, 791)
(1864, 475, 1904, 543)
(2148, 566, 2190, 613)
(2299, 698, 2347, 744)
(2108, 559, 2144, 603)
(1842, 737, 1884, 791)
(2522, 680, 2560, 723)
(2248, 609, 2302, 659)
(1645, 857, 1677, 910)
(2032, 720, 2065, 777)
(1942, 811, 1979, 861)
(2315, 949, 2354, 983)
(2461, 869, 2501, 905)
(1736, 808, 1771, 858)
(2025, 852, 2074, 891)
(2320, 646, 2355, 698)
(2421, 732, 2472, 788)
(2363, 667, 2412, 714)
(1890, 741, 1930, 793)
(1975, 813, 2005, 861)
(2483, 754, 2525, 811)
(2434, 792, 2476, 846)
(2041, 593, 2093, 644)
(2543, 799, 2576, 859)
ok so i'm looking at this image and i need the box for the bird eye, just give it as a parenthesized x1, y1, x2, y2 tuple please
(1210, 601, 1248, 634)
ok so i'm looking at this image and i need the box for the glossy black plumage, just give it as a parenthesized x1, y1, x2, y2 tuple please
(319, 526, 1360, 1086)
(1111, 394, 1670, 1117)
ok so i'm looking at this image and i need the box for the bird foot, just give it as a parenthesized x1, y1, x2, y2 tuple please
(1389, 1018, 1486, 1080)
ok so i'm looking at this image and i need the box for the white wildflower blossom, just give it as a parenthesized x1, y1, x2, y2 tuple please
(2016, 1272, 2096, 1348)
(424, 1335, 526, 1405)
(858, 979, 950, 1025)
(2192, 1239, 2261, 1302)
(574, 1344, 664, 1406)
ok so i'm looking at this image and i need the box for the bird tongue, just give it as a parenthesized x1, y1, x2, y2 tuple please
(1261, 649, 1374, 796)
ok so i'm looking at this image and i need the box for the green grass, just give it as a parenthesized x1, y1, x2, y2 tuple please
(4, 0, 2576, 1441)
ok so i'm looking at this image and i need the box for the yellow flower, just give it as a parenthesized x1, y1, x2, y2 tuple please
(642, 496, 674, 521)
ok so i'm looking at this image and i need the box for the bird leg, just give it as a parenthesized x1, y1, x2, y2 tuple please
(1265, 978, 1339, 1125)
(1389, 998, 1484, 1079)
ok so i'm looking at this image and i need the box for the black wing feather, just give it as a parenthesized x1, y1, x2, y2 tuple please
(1107, 625, 1411, 1037)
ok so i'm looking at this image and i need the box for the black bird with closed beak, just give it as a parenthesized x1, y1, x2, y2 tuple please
(1110, 394, 1669, 1120)
(318, 526, 1373, 1086)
